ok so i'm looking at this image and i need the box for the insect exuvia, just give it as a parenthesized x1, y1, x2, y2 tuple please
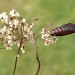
(50, 23, 75, 36)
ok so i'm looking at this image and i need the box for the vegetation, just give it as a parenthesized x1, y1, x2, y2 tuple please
(0, 0, 75, 75)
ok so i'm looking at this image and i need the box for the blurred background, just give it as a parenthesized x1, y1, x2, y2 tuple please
(0, 0, 75, 75)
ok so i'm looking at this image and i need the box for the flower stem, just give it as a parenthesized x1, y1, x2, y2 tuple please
(35, 44, 40, 75)
(13, 39, 23, 75)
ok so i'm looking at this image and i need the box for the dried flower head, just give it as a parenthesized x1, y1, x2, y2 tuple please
(0, 9, 36, 53)
(41, 28, 58, 46)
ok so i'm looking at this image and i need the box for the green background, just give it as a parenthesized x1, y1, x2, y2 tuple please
(0, 0, 75, 75)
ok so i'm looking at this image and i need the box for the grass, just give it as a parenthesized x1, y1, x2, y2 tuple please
(0, 0, 75, 75)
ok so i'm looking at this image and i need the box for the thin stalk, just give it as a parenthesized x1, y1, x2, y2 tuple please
(34, 44, 40, 75)
(12, 39, 23, 75)
(32, 32, 40, 75)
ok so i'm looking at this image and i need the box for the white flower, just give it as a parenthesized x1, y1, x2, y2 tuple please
(12, 19, 19, 29)
(4, 43, 12, 50)
(0, 26, 7, 34)
(41, 28, 58, 46)
(16, 12, 20, 17)
(24, 26, 27, 31)
(7, 29, 11, 35)
(24, 34, 28, 38)
(3, 14, 8, 20)
(0, 12, 8, 23)
(9, 21, 12, 25)
(29, 23, 34, 29)
(41, 31, 50, 40)
(30, 25, 33, 29)
(13, 19, 19, 26)
(22, 18, 26, 23)
(41, 34, 45, 39)
(0, 9, 36, 51)
(1, 12, 6, 17)
(6, 46, 12, 50)
(9, 9, 20, 17)
(9, 9, 16, 17)
(8, 40, 12, 44)
(27, 28, 30, 33)
(3, 26, 7, 30)
(10, 24, 13, 27)
(44, 39, 51, 46)
(7, 35, 12, 39)
(20, 47, 25, 53)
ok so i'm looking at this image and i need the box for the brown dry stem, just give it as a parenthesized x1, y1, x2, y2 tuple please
(13, 39, 23, 75)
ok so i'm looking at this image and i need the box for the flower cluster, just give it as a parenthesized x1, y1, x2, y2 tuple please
(0, 9, 35, 53)
(41, 28, 58, 46)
